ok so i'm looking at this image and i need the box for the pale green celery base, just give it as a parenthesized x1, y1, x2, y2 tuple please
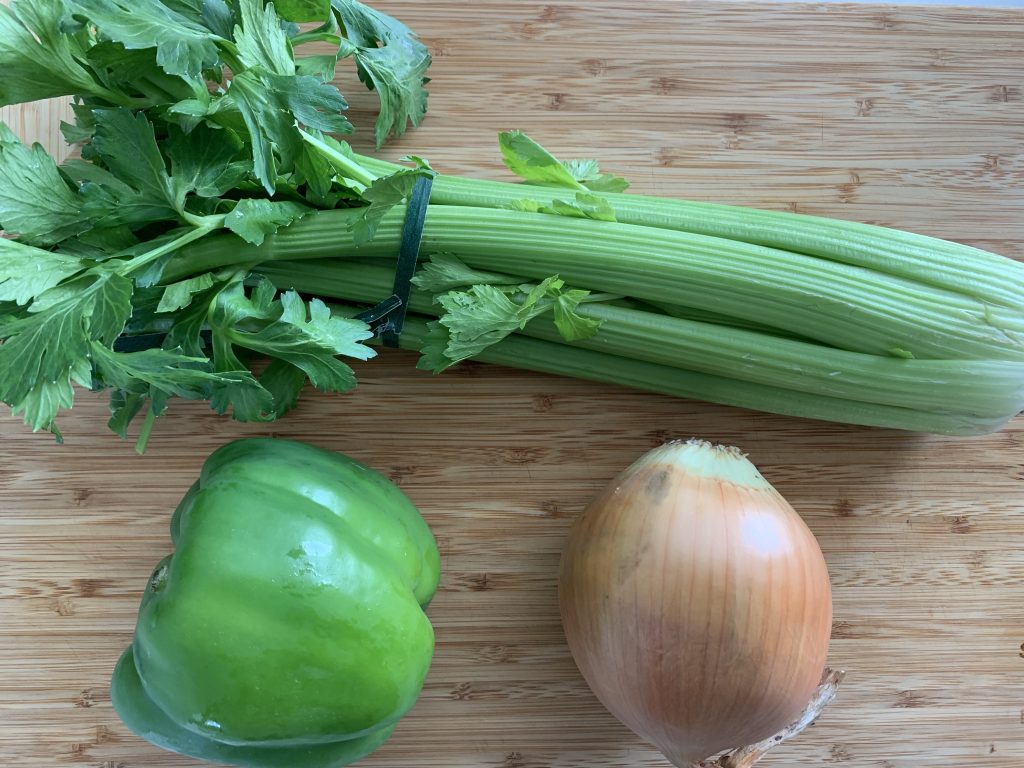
(255, 260, 1024, 418)
(169, 206, 1024, 362)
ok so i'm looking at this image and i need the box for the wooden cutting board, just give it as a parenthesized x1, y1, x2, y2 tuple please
(1, 2, 1022, 766)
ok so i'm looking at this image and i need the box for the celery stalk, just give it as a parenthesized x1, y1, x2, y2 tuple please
(171, 206, 1024, 362)
(355, 154, 1024, 310)
(257, 260, 1024, 419)
(386, 316, 1014, 437)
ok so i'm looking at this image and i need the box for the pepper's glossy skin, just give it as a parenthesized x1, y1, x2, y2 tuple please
(111, 438, 440, 768)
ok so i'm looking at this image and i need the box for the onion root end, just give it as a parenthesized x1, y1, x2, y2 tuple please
(689, 668, 847, 768)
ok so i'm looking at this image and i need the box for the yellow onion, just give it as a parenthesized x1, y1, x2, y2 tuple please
(559, 440, 833, 766)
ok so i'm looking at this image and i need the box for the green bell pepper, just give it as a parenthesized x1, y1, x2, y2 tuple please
(111, 438, 441, 768)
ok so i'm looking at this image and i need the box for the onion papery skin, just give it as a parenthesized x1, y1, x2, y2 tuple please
(559, 440, 833, 766)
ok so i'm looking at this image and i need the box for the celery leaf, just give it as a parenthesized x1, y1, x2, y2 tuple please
(235, 0, 295, 76)
(421, 275, 604, 371)
(157, 274, 217, 313)
(210, 282, 375, 401)
(500, 131, 630, 193)
(352, 166, 434, 245)
(229, 69, 352, 193)
(165, 123, 249, 201)
(562, 158, 630, 193)
(259, 358, 308, 415)
(544, 193, 617, 222)
(91, 108, 178, 218)
(224, 199, 313, 245)
(412, 254, 514, 294)
(0, 1, 99, 106)
(65, 0, 223, 79)
(332, 0, 430, 147)
(553, 291, 602, 341)
(505, 193, 616, 222)
(416, 320, 454, 374)
(0, 269, 133, 433)
(0, 125, 93, 245)
(499, 131, 584, 190)
(277, 0, 332, 22)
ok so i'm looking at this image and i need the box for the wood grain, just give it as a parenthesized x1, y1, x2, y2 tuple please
(1, 2, 1022, 767)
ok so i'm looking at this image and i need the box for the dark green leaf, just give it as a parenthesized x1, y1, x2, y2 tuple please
(211, 282, 374, 398)
(91, 342, 252, 399)
(235, 0, 295, 76)
(166, 123, 248, 202)
(86, 41, 163, 89)
(158, 273, 216, 313)
(227, 291, 374, 392)
(0, 239, 86, 306)
(351, 42, 430, 149)
(0, 268, 132, 430)
(0, 125, 93, 246)
(66, 0, 223, 78)
(61, 120, 94, 146)
(259, 358, 307, 415)
(209, 374, 276, 421)
(107, 389, 147, 439)
(210, 279, 275, 328)
(266, 72, 351, 134)
(162, 0, 206, 22)
(60, 102, 98, 145)
(201, 0, 236, 38)
(292, 139, 337, 200)
(411, 254, 514, 294)
(352, 167, 434, 245)
(296, 54, 340, 82)
(277, 0, 331, 23)
(0, 1, 99, 106)
(87, 272, 134, 344)
(228, 69, 303, 193)
(224, 199, 313, 245)
(332, 0, 414, 47)
(415, 320, 452, 374)
(56, 225, 140, 260)
(91, 108, 177, 214)
(163, 285, 219, 356)
(332, 0, 429, 147)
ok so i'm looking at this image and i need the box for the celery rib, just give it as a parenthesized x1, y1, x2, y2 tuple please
(389, 315, 1015, 437)
(256, 260, 1024, 420)
(172, 206, 1024, 362)
(355, 154, 1024, 310)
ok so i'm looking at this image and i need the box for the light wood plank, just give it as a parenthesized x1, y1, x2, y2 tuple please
(1, 2, 1022, 767)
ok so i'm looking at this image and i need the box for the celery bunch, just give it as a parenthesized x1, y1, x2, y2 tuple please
(1, 0, 1021, 445)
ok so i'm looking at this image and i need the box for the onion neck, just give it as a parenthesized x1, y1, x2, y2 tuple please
(632, 439, 773, 491)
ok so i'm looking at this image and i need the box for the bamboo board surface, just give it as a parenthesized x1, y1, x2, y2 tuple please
(1, 2, 1023, 766)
